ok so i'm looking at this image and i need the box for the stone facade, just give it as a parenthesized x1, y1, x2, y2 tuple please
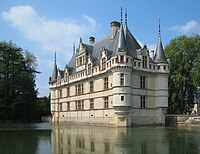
(49, 12, 169, 127)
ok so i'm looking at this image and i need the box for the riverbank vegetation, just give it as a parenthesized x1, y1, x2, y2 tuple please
(165, 34, 200, 114)
(0, 41, 50, 122)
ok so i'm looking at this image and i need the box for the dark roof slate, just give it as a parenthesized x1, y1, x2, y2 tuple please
(67, 22, 142, 75)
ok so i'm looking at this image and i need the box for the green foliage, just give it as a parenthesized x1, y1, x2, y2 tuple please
(165, 34, 200, 114)
(0, 41, 39, 121)
(35, 96, 51, 119)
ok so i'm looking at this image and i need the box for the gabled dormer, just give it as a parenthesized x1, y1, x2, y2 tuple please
(87, 52, 93, 75)
(140, 45, 150, 69)
(76, 38, 87, 72)
(100, 47, 108, 70)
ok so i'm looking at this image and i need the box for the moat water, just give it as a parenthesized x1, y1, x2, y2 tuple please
(0, 123, 200, 154)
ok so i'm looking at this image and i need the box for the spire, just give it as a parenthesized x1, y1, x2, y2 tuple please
(158, 18, 161, 38)
(117, 7, 129, 54)
(154, 19, 168, 63)
(125, 8, 128, 27)
(73, 42, 75, 55)
(52, 51, 58, 81)
(120, 7, 123, 25)
(124, 8, 128, 38)
(54, 51, 56, 64)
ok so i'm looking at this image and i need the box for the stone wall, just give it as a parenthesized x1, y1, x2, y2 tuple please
(165, 115, 200, 125)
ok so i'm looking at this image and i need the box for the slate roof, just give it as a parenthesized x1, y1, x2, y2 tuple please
(67, 23, 141, 75)
(154, 37, 168, 64)
(153, 22, 168, 64)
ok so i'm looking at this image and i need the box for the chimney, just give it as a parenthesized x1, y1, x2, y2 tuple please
(89, 36, 95, 44)
(110, 21, 120, 39)
(151, 50, 155, 59)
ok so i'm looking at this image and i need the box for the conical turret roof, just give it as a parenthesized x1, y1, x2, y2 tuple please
(154, 20, 168, 63)
(51, 52, 58, 81)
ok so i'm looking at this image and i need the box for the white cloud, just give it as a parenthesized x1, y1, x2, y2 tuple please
(83, 15, 96, 33)
(170, 20, 200, 34)
(1, 5, 98, 56)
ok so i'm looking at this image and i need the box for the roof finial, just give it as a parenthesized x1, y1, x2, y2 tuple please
(80, 37, 82, 43)
(158, 18, 161, 38)
(54, 51, 57, 64)
(73, 42, 75, 55)
(120, 7, 123, 25)
(125, 8, 128, 27)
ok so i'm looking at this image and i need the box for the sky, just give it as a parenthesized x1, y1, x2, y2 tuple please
(0, 0, 200, 97)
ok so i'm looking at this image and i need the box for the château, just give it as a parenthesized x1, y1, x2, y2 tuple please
(49, 10, 169, 127)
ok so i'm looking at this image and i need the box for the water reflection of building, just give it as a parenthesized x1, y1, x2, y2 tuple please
(51, 124, 170, 154)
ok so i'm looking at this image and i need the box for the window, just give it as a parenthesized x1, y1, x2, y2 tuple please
(158, 66, 160, 70)
(80, 57, 82, 66)
(78, 84, 81, 95)
(78, 101, 82, 110)
(104, 97, 109, 109)
(116, 58, 118, 63)
(82, 84, 84, 94)
(102, 57, 106, 70)
(75, 102, 78, 110)
(82, 100, 84, 110)
(75, 85, 78, 95)
(90, 81, 94, 93)
(76, 101, 84, 110)
(120, 73, 125, 86)
(142, 56, 147, 68)
(134, 62, 136, 66)
(120, 55, 124, 63)
(140, 96, 146, 108)
(121, 96, 124, 101)
(90, 99, 94, 109)
(104, 77, 108, 90)
(67, 87, 70, 97)
(59, 89, 62, 98)
(77, 84, 84, 95)
(163, 66, 166, 70)
(60, 103, 62, 111)
(67, 102, 70, 111)
(126, 58, 128, 63)
(140, 76, 146, 89)
(77, 59, 79, 66)
(83, 56, 85, 64)
(138, 62, 140, 67)
(88, 63, 91, 74)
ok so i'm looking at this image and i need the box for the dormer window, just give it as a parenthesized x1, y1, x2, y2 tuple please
(88, 63, 91, 74)
(102, 57, 106, 70)
(142, 56, 147, 68)
(120, 55, 124, 63)
(80, 57, 82, 66)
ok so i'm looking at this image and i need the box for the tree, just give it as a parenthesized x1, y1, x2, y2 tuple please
(0, 41, 38, 121)
(165, 35, 200, 114)
(35, 96, 51, 120)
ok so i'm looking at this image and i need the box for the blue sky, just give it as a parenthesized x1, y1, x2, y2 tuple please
(0, 0, 200, 96)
